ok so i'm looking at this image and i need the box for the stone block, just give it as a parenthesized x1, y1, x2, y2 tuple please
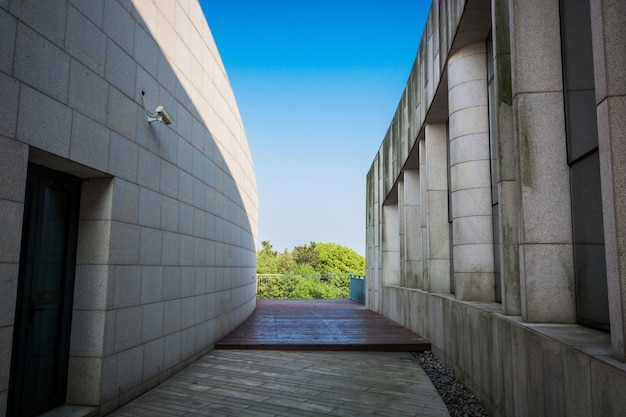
(113, 266, 141, 308)
(0, 73, 19, 138)
(0, 264, 18, 327)
(448, 43, 487, 82)
(162, 266, 181, 300)
(178, 202, 193, 235)
(193, 207, 206, 239)
(139, 227, 162, 265)
(590, 357, 626, 416)
(181, 327, 195, 359)
(180, 235, 194, 266)
(142, 338, 164, 380)
(134, 24, 158, 77)
(448, 132, 490, 167)
(111, 179, 139, 223)
(453, 215, 494, 245)
(181, 296, 195, 328)
(451, 159, 491, 191)
(105, 39, 136, 98)
(164, 332, 181, 369)
(194, 294, 207, 324)
(138, 187, 161, 228)
(69, 60, 109, 124)
(454, 272, 495, 301)
(163, 299, 181, 335)
(70, 112, 110, 172)
(74, 264, 109, 310)
(70, 310, 105, 357)
(0, 137, 27, 202)
(137, 148, 161, 192)
(0, 201, 21, 264)
(521, 243, 575, 322)
(107, 88, 137, 142)
(451, 187, 492, 218)
(116, 345, 143, 392)
(141, 266, 163, 304)
(15, 23, 70, 103)
(114, 306, 142, 352)
(108, 132, 138, 182)
(178, 170, 193, 205)
(0, 9, 16, 74)
(66, 5, 106, 75)
(17, 85, 72, 157)
(161, 195, 179, 232)
(160, 160, 179, 199)
(448, 105, 489, 139)
(142, 302, 164, 342)
(80, 177, 113, 221)
(10, 0, 67, 47)
(161, 231, 180, 266)
(449, 79, 488, 115)
(512, 0, 563, 93)
(99, 354, 117, 403)
(103, 0, 134, 54)
(66, 357, 101, 404)
(428, 259, 450, 293)
(109, 221, 140, 264)
(563, 346, 592, 417)
(68, 0, 104, 28)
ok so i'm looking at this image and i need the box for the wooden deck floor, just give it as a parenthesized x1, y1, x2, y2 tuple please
(215, 299, 431, 352)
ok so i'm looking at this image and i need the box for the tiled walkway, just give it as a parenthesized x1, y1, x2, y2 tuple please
(108, 350, 449, 416)
(216, 299, 431, 351)
(107, 300, 448, 416)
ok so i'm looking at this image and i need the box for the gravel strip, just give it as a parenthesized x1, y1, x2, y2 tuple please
(413, 351, 489, 417)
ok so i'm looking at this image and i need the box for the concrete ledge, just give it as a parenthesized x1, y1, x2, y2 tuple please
(380, 285, 626, 417)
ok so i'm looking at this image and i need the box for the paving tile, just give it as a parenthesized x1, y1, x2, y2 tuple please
(107, 349, 448, 416)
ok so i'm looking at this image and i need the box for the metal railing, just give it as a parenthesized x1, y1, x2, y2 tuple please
(256, 274, 365, 303)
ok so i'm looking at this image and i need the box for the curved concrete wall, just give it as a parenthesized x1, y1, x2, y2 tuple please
(0, 0, 257, 414)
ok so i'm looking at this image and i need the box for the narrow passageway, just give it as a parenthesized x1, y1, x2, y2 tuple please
(107, 300, 448, 416)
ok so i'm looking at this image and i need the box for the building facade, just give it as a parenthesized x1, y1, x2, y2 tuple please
(366, 0, 626, 416)
(0, 1, 258, 416)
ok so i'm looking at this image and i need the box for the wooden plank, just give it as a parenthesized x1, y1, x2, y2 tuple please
(215, 299, 431, 352)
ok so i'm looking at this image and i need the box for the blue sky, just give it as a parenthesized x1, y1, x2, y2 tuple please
(200, 1, 431, 255)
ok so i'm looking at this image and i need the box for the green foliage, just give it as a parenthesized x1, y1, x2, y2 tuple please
(256, 241, 365, 299)
(259, 241, 365, 275)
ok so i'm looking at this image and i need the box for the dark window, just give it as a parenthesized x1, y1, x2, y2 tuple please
(487, 32, 502, 303)
(560, 0, 609, 330)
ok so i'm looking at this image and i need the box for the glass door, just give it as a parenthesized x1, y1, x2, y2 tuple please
(9, 164, 81, 417)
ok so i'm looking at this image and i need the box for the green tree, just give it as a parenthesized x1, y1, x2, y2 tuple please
(315, 242, 365, 275)
(256, 241, 278, 274)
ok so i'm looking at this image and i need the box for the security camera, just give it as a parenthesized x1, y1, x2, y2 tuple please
(156, 105, 174, 125)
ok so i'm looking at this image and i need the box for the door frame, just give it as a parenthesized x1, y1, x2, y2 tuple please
(8, 163, 81, 417)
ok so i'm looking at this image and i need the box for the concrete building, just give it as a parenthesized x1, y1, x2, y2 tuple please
(0, 1, 257, 416)
(366, 0, 626, 416)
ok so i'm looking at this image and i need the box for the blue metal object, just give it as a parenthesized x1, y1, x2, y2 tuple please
(349, 275, 365, 304)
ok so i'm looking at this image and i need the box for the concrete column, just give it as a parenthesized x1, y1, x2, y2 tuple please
(590, 0, 626, 360)
(398, 181, 406, 285)
(424, 124, 451, 293)
(511, 0, 575, 322)
(382, 204, 400, 286)
(403, 170, 422, 288)
(366, 159, 382, 313)
(447, 42, 495, 301)
(419, 139, 428, 290)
